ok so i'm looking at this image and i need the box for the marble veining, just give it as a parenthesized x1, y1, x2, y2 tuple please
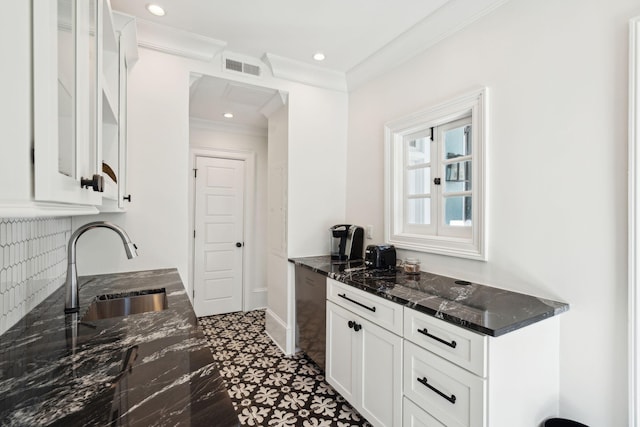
(0, 268, 239, 426)
(290, 256, 569, 336)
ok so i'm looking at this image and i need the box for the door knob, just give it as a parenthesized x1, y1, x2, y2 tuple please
(348, 320, 354, 329)
(236, 242, 243, 248)
(353, 323, 362, 332)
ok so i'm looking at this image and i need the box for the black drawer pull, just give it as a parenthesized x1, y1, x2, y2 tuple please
(417, 377, 456, 404)
(417, 328, 457, 348)
(338, 293, 376, 312)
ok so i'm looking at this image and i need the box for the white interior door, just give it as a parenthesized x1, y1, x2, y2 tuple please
(194, 156, 245, 316)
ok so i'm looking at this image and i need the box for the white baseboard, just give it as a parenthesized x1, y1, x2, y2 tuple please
(248, 288, 267, 311)
(265, 308, 293, 355)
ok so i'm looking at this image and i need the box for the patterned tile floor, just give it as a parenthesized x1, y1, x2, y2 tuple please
(198, 310, 372, 427)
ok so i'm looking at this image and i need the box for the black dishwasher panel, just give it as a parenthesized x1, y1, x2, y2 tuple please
(295, 265, 326, 371)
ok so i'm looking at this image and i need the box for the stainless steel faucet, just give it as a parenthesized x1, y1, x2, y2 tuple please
(65, 221, 138, 314)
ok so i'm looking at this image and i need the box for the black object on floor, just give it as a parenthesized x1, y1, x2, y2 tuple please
(199, 310, 372, 427)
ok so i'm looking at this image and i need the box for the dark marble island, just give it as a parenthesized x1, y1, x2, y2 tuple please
(290, 255, 569, 336)
(0, 269, 239, 427)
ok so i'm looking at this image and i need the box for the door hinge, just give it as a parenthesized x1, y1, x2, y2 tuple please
(192, 289, 195, 299)
(193, 168, 197, 178)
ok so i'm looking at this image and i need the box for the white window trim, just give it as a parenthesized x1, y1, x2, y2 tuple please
(628, 15, 640, 427)
(384, 87, 488, 261)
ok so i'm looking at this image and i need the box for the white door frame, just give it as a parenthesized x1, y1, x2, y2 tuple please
(189, 147, 257, 313)
(629, 15, 640, 427)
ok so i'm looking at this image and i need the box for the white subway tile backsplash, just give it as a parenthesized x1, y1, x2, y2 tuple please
(0, 217, 71, 335)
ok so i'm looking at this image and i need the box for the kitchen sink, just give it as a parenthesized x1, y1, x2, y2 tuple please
(81, 288, 168, 321)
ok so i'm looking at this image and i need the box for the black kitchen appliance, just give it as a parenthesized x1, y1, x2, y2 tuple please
(365, 244, 397, 269)
(329, 224, 364, 261)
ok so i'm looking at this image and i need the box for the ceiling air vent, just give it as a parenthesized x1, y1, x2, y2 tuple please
(224, 57, 261, 77)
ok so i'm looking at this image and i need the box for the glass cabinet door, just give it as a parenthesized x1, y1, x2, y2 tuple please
(74, 0, 99, 182)
(33, 0, 102, 205)
(56, 0, 75, 178)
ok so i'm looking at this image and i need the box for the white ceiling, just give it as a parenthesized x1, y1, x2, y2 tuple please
(110, 0, 507, 129)
(110, 0, 451, 73)
(188, 76, 279, 130)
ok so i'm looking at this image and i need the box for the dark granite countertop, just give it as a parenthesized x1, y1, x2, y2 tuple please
(0, 269, 239, 427)
(289, 256, 569, 337)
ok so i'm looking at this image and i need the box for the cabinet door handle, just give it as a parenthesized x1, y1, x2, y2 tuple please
(417, 328, 457, 348)
(353, 323, 361, 332)
(81, 174, 104, 192)
(338, 293, 376, 312)
(348, 320, 355, 329)
(417, 377, 456, 404)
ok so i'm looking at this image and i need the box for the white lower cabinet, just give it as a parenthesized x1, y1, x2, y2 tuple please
(404, 340, 485, 427)
(326, 279, 403, 427)
(403, 307, 560, 427)
(403, 397, 446, 427)
(326, 278, 561, 427)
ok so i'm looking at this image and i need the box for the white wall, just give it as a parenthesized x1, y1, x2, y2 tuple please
(287, 84, 349, 257)
(189, 122, 268, 310)
(73, 47, 191, 280)
(346, 0, 638, 425)
(266, 104, 290, 351)
(74, 46, 349, 355)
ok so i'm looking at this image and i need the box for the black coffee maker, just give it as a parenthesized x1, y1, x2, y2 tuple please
(329, 224, 365, 261)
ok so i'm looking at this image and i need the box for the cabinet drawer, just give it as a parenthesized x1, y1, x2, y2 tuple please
(404, 307, 487, 376)
(404, 341, 485, 427)
(403, 397, 446, 427)
(327, 278, 403, 335)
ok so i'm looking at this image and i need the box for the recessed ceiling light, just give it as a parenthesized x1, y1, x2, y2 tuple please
(313, 52, 326, 62)
(146, 4, 166, 16)
(223, 112, 234, 119)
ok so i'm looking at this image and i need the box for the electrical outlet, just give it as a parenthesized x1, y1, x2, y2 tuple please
(366, 225, 373, 239)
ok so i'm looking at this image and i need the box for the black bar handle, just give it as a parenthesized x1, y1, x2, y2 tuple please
(417, 377, 456, 404)
(417, 328, 457, 348)
(338, 293, 376, 312)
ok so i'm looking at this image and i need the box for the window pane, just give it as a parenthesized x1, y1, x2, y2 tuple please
(407, 167, 430, 195)
(444, 124, 471, 159)
(444, 161, 472, 192)
(408, 198, 431, 225)
(407, 137, 430, 165)
(445, 196, 472, 226)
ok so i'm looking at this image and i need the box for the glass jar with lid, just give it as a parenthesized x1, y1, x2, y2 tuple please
(404, 258, 421, 274)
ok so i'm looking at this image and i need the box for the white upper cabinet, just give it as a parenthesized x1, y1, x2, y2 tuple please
(0, 0, 136, 217)
(99, 9, 138, 212)
(33, 0, 102, 206)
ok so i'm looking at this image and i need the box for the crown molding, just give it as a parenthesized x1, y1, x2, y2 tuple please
(135, 18, 227, 61)
(260, 91, 288, 119)
(262, 53, 347, 92)
(112, 12, 139, 65)
(346, 0, 511, 91)
(189, 72, 203, 88)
